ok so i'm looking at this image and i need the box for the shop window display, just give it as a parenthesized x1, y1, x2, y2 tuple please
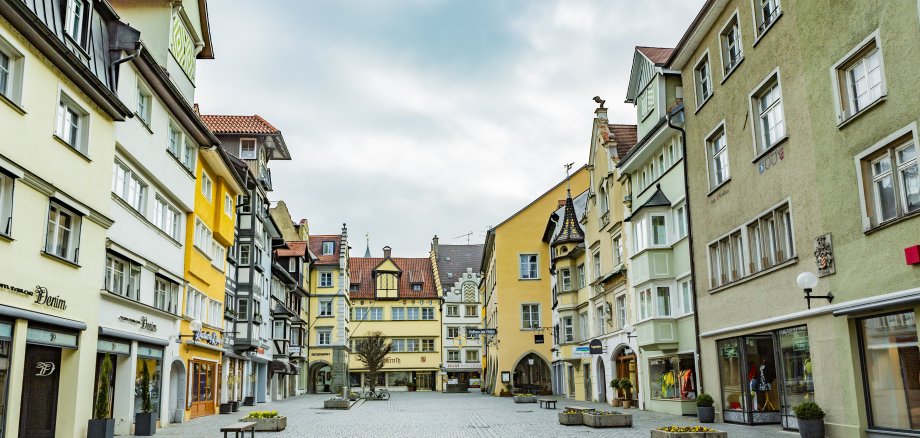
(718, 338, 745, 412)
(0, 324, 12, 437)
(860, 311, 920, 431)
(779, 326, 813, 428)
(134, 352, 162, 416)
(649, 354, 695, 400)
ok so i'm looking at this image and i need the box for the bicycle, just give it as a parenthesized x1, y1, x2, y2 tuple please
(364, 388, 391, 400)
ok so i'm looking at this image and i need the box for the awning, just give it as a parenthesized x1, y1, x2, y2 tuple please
(270, 359, 291, 374)
(99, 326, 169, 346)
(0, 304, 87, 331)
(833, 287, 920, 317)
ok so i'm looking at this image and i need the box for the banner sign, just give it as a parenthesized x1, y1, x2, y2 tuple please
(466, 328, 497, 337)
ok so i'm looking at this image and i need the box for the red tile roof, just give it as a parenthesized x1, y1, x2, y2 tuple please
(636, 46, 674, 66)
(349, 257, 438, 299)
(275, 241, 308, 257)
(609, 124, 638, 159)
(200, 114, 281, 135)
(308, 235, 342, 265)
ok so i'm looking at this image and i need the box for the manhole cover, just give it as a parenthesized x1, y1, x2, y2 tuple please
(515, 410, 533, 413)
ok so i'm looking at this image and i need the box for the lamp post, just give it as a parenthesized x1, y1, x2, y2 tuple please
(527, 357, 534, 386)
(177, 319, 203, 340)
(623, 323, 637, 340)
(796, 272, 834, 310)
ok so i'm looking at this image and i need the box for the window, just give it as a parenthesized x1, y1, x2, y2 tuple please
(616, 295, 627, 329)
(694, 54, 712, 107)
(447, 350, 460, 362)
(239, 243, 251, 266)
(720, 14, 743, 75)
(391, 307, 405, 321)
(560, 268, 571, 291)
(45, 202, 81, 261)
(411, 283, 423, 291)
(679, 279, 693, 315)
(319, 300, 333, 316)
(656, 286, 672, 317)
(446, 305, 459, 317)
(317, 329, 331, 346)
(651, 214, 667, 245)
(748, 203, 794, 272)
(637, 82, 655, 120)
(638, 288, 652, 320)
(185, 288, 205, 320)
(577, 264, 586, 288)
(465, 305, 477, 317)
(390, 339, 405, 352)
(64, 0, 87, 43)
(447, 327, 459, 339)
(112, 162, 147, 213)
(136, 86, 151, 124)
(319, 271, 332, 287)
(238, 195, 251, 214)
(521, 304, 540, 329)
(674, 204, 688, 240)
(422, 339, 435, 352)
(194, 218, 212, 254)
(0, 172, 14, 236)
(224, 194, 233, 217)
(322, 241, 335, 255)
(56, 94, 87, 153)
(612, 236, 623, 266)
(406, 307, 420, 320)
(105, 253, 140, 300)
(859, 311, 920, 431)
(0, 36, 24, 104)
(168, 125, 181, 158)
(596, 303, 607, 336)
(154, 277, 179, 314)
(200, 171, 213, 201)
(240, 139, 257, 160)
(579, 312, 588, 341)
(649, 354, 696, 400)
(406, 339, 419, 352)
(421, 307, 435, 320)
(206, 299, 222, 327)
(706, 125, 730, 188)
(859, 136, 919, 227)
(834, 33, 885, 122)
(519, 254, 538, 279)
(465, 349, 479, 363)
(709, 231, 744, 287)
(182, 139, 196, 171)
(353, 307, 367, 320)
(153, 197, 181, 240)
(562, 316, 574, 343)
(753, 0, 782, 37)
(751, 74, 786, 154)
(593, 252, 602, 279)
(598, 184, 610, 217)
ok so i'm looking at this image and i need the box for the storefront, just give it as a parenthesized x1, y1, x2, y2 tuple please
(716, 325, 812, 429)
(189, 359, 218, 417)
(0, 322, 10, 438)
(350, 370, 438, 391)
(20, 324, 80, 437)
(614, 347, 639, 404)
(442, 362, 481, 392)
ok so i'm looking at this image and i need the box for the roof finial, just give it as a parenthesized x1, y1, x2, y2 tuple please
(364, 232, 371, 257)
(564, 162, 574, 197)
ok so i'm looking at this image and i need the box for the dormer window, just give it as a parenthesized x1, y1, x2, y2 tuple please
(411, 283, 422, 292)
(240, 139, 257, 160)
(64, 0, 88, 46)
(350, 284, 359, 292)
(322, 241, 335, 255)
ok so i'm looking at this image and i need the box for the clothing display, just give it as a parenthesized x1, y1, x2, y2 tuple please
(679, 369, 694, 399)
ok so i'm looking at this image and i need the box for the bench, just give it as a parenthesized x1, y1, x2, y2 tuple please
(220, 421, 256, 438)
(538, 399, 557, 409)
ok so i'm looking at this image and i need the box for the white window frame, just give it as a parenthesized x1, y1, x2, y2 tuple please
(224, 193, 233, 217)
(240, 138, 257, 160)
(678, 277, 693, 315)
(562, 316, 574, 343)
(464, 305, 477, 317)
(612, 234, 623, 266)
(0, 171, 14, 236)
(322, 241, 335, 255)
(319, 271, 333, 287)
(831, 30, 886, 125)
(693, 51, 713, 109)
(319, 299, 333, 316)
(64, 0, 87, 45)
(560, 268, 571, 291)
(577, 264, 586, 288)
(446, 305, 459, 317)
(638, 288, 652, 321)
(422, 307, 435, 320)
(650, 213, 668, 246)
(104, 252, 141, 300)
(447, 350, 460, 362)
(200, 170, 213, 202)
(704, 121, 730, 190)
(749, 69, 787, 156)
(136, 83, 152, 125)
(317, 329, 331, 346)
(521, 303, 540, 329)
(0, 35, 25, 105)
(519, 254, 538, 279)
(592, 251, 602, 279)
(112, 160, 147, 213)
(615, 294, 627, 329)
(154, 277, 179, 314)
(719, 10, 744, 80)
(55, 92, 89, 154)
(44, 201, 82, 262)
(674, 203, 688, 240)
(751, 0, 782, 41)
(465, 349, 479, 363)
(391, 307, 405, 321)
(854, 122, 920, 230)
(153, 196, 181, 240)
(447, 326, 459, 339)
(185, 287, 205, 320)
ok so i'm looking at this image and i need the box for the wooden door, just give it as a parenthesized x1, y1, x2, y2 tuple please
(19, 345, 61, 438)
(189, 361, 216, 417)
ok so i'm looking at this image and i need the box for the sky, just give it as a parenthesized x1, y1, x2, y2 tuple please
(196, 0, 705, 257)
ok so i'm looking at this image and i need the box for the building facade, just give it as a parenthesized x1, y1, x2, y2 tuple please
(307, 229, 350, 394)
(481, 168, 589, 396)
(348, 247, 442, 391)
(671, 1, 920, 436)
(432, 240, 485, 392)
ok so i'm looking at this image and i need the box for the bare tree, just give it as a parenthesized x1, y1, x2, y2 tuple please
(354, 331, 391, 392)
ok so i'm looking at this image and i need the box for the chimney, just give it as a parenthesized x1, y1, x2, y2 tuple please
(431, 235, 439, 255)
(595, 107, 607, 120)
(383, 246, 392, 259)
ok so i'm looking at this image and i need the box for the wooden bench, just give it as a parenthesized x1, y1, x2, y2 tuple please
(220, 421, 256, 438)
(538, 398, 557, 409)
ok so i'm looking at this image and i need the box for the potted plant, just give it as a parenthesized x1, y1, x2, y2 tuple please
(793, 400, 825, 438)
(512, 393, 536, 403)
(243, 373, 257, 406)
(618, 378, 634, 408)
(88, 353, 115, 438)
(558, 408, 588, 426)
(227, 373, 240, 412)
(652, 426, 727, 438)
(135, 361, 157, 435)
(696, 393, 715, 423)
(582, 409, 632, 428)
(407, 381, 417, 392)
(348, 391, 360, 401)
(243, 410, 287, 431)
(610, 378, 622, 407)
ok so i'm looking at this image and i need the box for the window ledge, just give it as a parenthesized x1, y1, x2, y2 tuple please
(708, 257, 799, 295)
(752, 12, 783, 48)
(694, 94, 713, 114)
(750, 135, 789, 163)
(0, 93, 26, 115)
(837, 96, 886, 129)
(53, 135, 91, 162)
(0, 232, 12, 242)
(706, 178, 732, 197)
(41, 250, 81, 268)
(518, 277, 541, 281)
(864, 209, 920, 235)
(135, 114, 154, 134)
(720, 57, 744, 84)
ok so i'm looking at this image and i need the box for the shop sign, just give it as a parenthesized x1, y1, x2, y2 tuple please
(289, 346, 301, 354)
(793, 335, 810, 352)
(757, 146, 785, 174)
(384, 357, 401, 364)
(589, 339, 603, 355)
(534, 334, 544, 344)
(572, 346, 591, 358)
(194, 330, 222, 346)
(443, 362, 480, 369)
(26, 327, 78, 348)
(721, 344, 739, 359)
(310, 352, 329, 357)
(0, 282, 67, 311)
(466, 328, 496, 337)
(35, 361, 56, 376)
(118, 315, 158, 332)
(813, 234, 835, 277)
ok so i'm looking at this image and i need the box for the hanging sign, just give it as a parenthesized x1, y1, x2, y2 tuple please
(589, 339, 604, 355)
(466, 328, 497, 337)
(194, 330, 222, 346)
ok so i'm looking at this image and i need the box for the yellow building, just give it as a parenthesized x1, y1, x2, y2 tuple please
(347, 246, 442, 391)
(178, 146, 244, 419)
(481, 168, 589, 396)
(306, 230, 350, 393)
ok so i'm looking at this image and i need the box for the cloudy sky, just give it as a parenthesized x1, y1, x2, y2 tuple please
(196, 0, 704, 257)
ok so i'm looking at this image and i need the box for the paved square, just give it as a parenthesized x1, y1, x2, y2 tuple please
(141, 392, 798, 437)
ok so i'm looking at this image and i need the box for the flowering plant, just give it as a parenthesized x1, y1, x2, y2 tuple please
(585, 410, 623, 416)
(657, 426, 716, 432)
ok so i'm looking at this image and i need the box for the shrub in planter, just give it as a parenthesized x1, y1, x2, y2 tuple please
(348, 391, 360, 401)
(696, 393, 715, 423)
(582, 410, 632, 428)
(135, 361, 157, 435)
(244, 411, 288, 431)
(88, 353, 115, 438)
(609, 379, 622, 407)
(651, 426, 727, 438)
(407, 382, 417, 392)
(618, 378, 634, 408)
(512, 393, 536, 403)
(793, 401, 825, 438)
(558, 409, 586, 426)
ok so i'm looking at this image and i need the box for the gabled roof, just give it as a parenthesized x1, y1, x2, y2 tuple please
(625, 185, 672, 221)
(626, 46, 675, 103)
(436, 244, 484, 288)
(275, 241, 307, 257)
(200, 114, 281, 135)
(308, 235, 342, 265)
(349, 257, 438, 299)
(610, 124, 639, 159)
(637, 46, 674, 66)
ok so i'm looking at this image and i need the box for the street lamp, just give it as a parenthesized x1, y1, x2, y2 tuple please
(176, 319, 203, 340)
(623, 323, 637, 340)
(796, 272, 833, 310)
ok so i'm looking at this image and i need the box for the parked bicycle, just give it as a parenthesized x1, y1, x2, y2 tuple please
(364, 388, 391, 400)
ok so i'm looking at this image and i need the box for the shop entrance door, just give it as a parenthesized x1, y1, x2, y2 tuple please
(417, 372, 431, 391)
(189, 361, 216, 418)
(19, 345, 61, 438)
(582, 364, 592, 401)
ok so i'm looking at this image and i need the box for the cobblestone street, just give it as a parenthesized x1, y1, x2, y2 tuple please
(138, 392, 798, 437)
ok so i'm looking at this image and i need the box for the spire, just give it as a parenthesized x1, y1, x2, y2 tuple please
(364, 232, 372, 257)
(553, 163, 585, 246)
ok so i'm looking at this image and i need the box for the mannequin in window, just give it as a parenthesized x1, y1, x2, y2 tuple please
(748, 364, 759, 411)
(759, 360, 776, 411)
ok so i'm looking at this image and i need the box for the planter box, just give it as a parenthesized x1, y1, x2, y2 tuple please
(87, 419, 114, 438)
(324, 399, 350, 409)
(513, 396, 536, 403)
(582, 413, 632, 428)
(219, 403, 233, 414)
(558, 412, 584, 426)
(798, 418, 825, 438)
(134, 412, 157, 436)
(243, 417, 287, 432)
(650, 429, 728, 438)
(243, 396, 255, 406)
(698, 407, 715, 423)
(230, 401, 240, 412)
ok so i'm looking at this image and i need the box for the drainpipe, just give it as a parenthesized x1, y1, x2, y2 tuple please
(109, 45, 143, 87)
(666, 103, 705, 393)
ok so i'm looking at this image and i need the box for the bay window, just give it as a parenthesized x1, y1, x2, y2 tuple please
(563, 316, 574, 343)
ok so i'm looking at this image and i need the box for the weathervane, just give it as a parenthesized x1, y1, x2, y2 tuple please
(564, 162, 574, 195)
